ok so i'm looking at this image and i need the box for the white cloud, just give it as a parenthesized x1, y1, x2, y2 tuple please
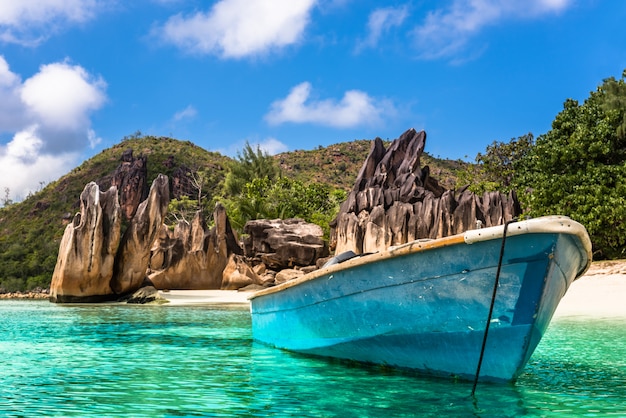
(265, 82, 393, 128)
(157, 0, 316, 58)
(257, 137, 288, 155)
(413, 0, 572, 60)
(0, 126, 80, 202)
(21, 61, 106, 132)
(0, 0, 99, 46)
(356, 6, 408, 51)
(0, 56, 106, 202)
(172, 105, 198, 122)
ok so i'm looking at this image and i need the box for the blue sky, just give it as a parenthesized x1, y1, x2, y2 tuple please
(1, 0, 625, 201)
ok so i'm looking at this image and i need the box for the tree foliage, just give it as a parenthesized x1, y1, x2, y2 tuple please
(221, 171, 345, 237)
(457, 133, 534, 194)
(514, 72, 626, 259)
(223, 142, 279, 197)
(217, 142, 346, 237)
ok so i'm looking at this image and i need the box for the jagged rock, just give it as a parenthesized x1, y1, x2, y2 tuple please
(331, 128, 521, 255)
(111, 174, 170, 295)
(148, 203, 242, 289)
(243, 218, 328, 269)
(111, 149, 148, 221)
(221, 254, 262, 290)
(49, 183, 122, 303)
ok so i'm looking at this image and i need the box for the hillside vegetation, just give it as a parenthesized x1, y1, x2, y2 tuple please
(3, 69, 626, 291)
(0, 133, 464, 292)
(275, 140, 465, 191)
(0, 135, 231, 292)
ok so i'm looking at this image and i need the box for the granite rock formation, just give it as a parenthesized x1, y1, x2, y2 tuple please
(111, 174, 170, 295)
(49, 183, 122, 303)
(148, 203, 242, 290)
(330, 128, 521, 255)
(243, 218, 329, 269)
(111, 149, 148, 221)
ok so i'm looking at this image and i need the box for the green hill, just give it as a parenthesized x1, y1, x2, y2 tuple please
(0, 136, 230, 292)
(0, 134, 464, 292)
(275, 139, 466, 191)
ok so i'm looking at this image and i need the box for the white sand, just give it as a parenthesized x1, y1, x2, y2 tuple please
(158, 271, 626, 319)
(159, 289, 252, 306)
(553, 274, 626, 318)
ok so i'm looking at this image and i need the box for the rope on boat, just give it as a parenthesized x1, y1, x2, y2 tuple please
(471, 218, 517, 397)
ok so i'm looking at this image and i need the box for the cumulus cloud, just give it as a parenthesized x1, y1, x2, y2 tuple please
(356, 6, 408, 51)
(413, 0, 572, 60)
(0, 0, 99, 46)
(157, 0, 316, 58)
(265, 82, 393, 128)
(21, 61, 106, 133)
(0, 56, 106, 202)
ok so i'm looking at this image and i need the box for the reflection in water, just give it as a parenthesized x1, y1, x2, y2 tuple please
(1, 301, 624, 417)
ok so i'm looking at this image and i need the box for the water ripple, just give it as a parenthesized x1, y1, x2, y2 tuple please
(1, 301, 625, 417)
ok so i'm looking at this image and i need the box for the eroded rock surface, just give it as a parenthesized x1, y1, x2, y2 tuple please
(111, 174, 170, 295)
(49, 183, 122, 303)
(221, 254, 262, 290)
(148, 203, 242, 289)
(111, 149, 148, 221)
(330, 128, 521, 255)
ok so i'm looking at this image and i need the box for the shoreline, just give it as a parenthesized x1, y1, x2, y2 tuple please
(155, 273, 626, 319)
(553, 273, 626, 319)
(3, 266, 625, 319)
(159, 289, 252, 306)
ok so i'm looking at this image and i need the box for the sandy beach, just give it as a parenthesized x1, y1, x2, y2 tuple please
(553, 273, 626, 318)
(158, 264, 626, 319)
(159, 289, 252, 306)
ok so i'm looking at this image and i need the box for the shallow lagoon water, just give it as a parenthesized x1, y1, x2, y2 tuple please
(1, 300, 625, 417)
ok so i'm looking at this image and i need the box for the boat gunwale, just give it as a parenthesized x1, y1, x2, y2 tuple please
(248, 215, 592, 301)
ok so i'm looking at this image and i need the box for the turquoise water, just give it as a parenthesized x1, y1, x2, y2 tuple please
(1, 301, 625, 417)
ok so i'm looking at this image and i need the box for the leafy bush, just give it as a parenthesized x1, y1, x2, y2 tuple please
(514, 72, 626, 259)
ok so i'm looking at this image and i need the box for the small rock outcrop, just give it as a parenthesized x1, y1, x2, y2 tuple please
(49, 183, 122, 303)
(243, 218, 329, 269)
(330, 128, 521, 255)
(111, 174, 170, 295)
(148, 203, 242, 289)
(125, 285, 167, 304)
(221, 254, 263, 290)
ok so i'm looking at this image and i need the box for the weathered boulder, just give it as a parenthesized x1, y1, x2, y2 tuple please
(221, 254, 262, 290)
(111, 174, 170, 295)
(275, 268, 305, 285)
(125, 285, 167, 304)
(49, 183, 122, 303)
(331, 128, 521, 254)
(148, 203, 242, 289)
(243, 218, 328, 269)
(111, 148, 148, 221)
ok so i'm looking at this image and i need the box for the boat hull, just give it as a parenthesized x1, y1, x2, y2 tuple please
(250, 217, 591, 382)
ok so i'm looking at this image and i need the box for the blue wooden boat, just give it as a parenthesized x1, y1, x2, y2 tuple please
(249, 216, 592, 382)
